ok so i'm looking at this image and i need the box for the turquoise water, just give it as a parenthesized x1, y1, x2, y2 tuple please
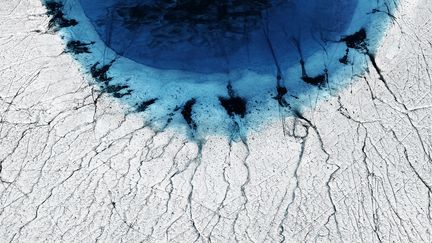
(43, 0, 398, 139)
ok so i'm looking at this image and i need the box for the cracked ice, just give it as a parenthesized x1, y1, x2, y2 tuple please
(0, 0, 432, 242)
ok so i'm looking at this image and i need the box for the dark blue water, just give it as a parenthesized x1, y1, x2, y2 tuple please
(78, 0, 357, 74)
(43, 0, 398, 139)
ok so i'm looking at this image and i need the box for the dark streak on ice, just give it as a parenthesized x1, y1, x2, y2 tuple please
(136, 98, 157, 112)
(339, 48, 350, 65)
(300, 63, 328, 87)
(105, 84, 132, 98)
(66, 40, 94, 54)
(339, 29, 369, 65)
(181, 99, 197, 130)
(274, 85, 289, 107)
(90, 61, 114, 83)
(339, 28, 387, 84)
(293, 39, 328, 87)
(89, 60, 132, 98)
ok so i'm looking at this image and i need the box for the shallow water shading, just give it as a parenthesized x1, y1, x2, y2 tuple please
(42, 0, 398, 139)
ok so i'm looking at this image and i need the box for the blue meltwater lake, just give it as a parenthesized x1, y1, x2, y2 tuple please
(43, 0, 398, 139)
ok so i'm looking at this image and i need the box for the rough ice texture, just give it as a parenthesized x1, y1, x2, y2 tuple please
(0, 0, 432, 242)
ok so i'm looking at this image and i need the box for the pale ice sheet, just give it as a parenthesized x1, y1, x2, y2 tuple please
(0, 0, 431, 242)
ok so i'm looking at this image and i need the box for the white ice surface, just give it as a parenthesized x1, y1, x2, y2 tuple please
(0, 0, 431, 242)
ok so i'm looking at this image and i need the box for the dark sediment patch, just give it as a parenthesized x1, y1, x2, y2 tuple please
(219, 96, 247, 118)
(105, 84, 132, 98)
(274, 85, 289, 107)
(90, 61, 114, 83)
(44, 2, 78, 30)
(340, 28, 368, 52)
(181, 99, 197, 130)
(136, 98, 157, 112)
(66, 40, 94, 54)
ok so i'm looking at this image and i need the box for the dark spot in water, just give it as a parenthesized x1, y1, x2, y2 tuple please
(90, 61, 114, 83)
(105, 84, 129, 93)
(219, 96, 247, 118)
(89, 61, 132, 97)
(340, 29, 387, 83)
(292, 39, 328, 87)
(112, 91, 132, 98)
(166, 107, 180, 124)
(104, 84, 132, 98)
(274, 85, 289, 107)
(339, 48, 350, 65)
(136, 98, 157, 112)
(301, 74, 327, 86)
(66, 40, 94, 54)
(181, 98, 197, 130)
(299, 59, 328, 87)
(219, 95, 247, 118)
(340, 28, 368, 51)
(219, 83, 247, 118)
(45, 2, 78, 30)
